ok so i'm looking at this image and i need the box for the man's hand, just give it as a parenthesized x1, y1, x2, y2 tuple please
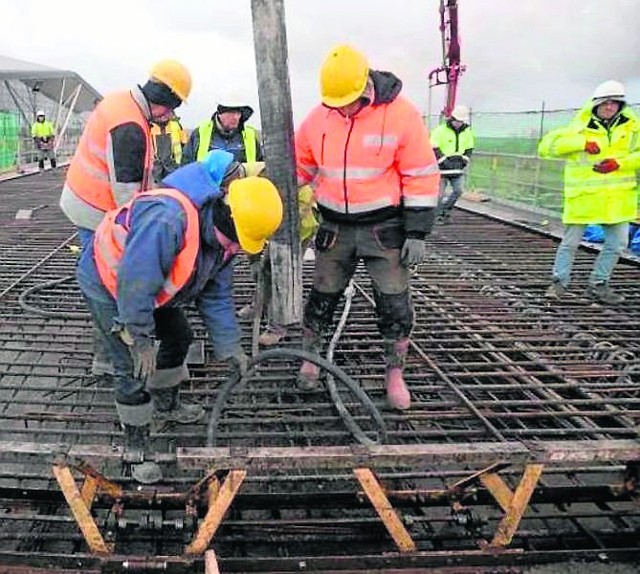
(400, 238, 426, 266)
(593, 159, 620, 174)
(228, 350, 249, 377)
(118, 328, 156, 381)
(584, 141, 600, 155)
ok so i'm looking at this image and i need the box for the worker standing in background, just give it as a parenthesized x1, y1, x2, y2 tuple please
(31, 110, 56, 171)
(150, 112, 188, 183)
(182, 95, 264, 164)
(430, 104, 474, 223)
(77, 150, 283, 483)
(539, 80, 640, 305)
(59, 59, 191, 377)
(295, 44, 440, 410)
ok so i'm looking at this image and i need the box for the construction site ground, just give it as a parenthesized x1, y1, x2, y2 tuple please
(0, 169, 639, 573)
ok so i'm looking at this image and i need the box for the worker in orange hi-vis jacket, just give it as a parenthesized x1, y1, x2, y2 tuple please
(295, 44, 441, 410)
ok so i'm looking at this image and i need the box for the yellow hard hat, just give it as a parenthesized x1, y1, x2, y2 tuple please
(228, 176, 283, 254)
(149, 59, 192, 102)
(320, 44, 369, 108)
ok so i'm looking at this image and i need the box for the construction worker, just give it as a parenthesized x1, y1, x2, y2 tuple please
(76, 149, 283, 483)
(539, 80, 640, 305)
(59, 59, 191, 378)
(150, 112, 188, 183)
(295, 44, 440, 410)
(182, 95, 263, 164)
(31, 110, 56, 171)
(430, 104, 474, 223)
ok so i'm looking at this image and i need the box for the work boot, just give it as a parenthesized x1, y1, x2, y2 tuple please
(38, 159, 44, 171)
(586, 282, 625, 305)
(50, 158, 57, 169)
(384, 338, 411, 410)
(545, 279, 568, 300)
(258, 324, 287, 347)
(236, 303, 255, 319)
(116, 401, 162, 484)
(152, 386, 205, 424)
(440, 211, 452, 225)
(297, 328, 321, 391)
(148, 364, 205, 424)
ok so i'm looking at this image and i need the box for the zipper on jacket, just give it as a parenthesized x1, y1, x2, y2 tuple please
(343, 118, 356, 215)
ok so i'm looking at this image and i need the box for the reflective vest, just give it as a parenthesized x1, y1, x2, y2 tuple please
(539, 103, 640, 224)
(94, 188, 200, 306)
(65, 90, 153, 213)
(31, 120, 55, 138)
(296, 96, 440, 216)
(430, 123, 474, 156)
(195, 120, 258, 162)
(151, 119, 186, 164)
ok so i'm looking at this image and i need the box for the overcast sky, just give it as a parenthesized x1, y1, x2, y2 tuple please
(1, 0, 639, 127)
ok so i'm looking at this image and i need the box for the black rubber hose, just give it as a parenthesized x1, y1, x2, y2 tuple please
(18, 275, 88, 319)
(207, 348, 388, 447)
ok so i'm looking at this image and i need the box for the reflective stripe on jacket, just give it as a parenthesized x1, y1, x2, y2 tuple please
(60, 89, 153, 229)
(195, 120, 258, 162)
(295, 95, 440, 219)
(538, 102, 640, 224)
(94, 188, 199, 307)
(31, 121, 54, 138)
(151, 119, 186, 164)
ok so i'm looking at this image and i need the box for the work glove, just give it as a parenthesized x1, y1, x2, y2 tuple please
(118, 328, 157, 381)
(592, 159, 620, 174)
(584, 141, 600, 155)
(228, 349, 249, 377)
(400, 238, 426, 267)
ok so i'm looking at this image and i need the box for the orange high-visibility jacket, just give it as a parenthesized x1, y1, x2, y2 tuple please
(61, 89, 153, 230)
(295, 95, 440, 220)
(94, 188, 199, 307)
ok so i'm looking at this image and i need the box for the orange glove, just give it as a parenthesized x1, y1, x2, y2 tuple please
(592, 159, 620, 174)
(584, 141, 600, 155)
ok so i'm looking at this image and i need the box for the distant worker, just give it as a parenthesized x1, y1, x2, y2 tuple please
(182, 95, 264, 164)
(539, 80, 640, 305)
(295, 44, 440, 410)
(59, 59, 191, 378)
(150, 112, 188, 183)
(430, 104, 475, 223)
(77, 150, 283, 483)
(31, 110, 56, 171)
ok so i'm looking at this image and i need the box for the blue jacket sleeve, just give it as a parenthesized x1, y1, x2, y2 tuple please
(195, 262, 241, 359)
(116, 197, 186, 339)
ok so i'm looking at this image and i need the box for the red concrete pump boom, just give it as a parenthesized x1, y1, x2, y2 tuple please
(428, 0, 466, 119)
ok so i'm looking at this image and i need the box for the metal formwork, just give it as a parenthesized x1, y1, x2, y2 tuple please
(0, 171, 639, 573)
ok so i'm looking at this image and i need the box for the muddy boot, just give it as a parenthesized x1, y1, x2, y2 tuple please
(258, 324, 287, 347)
(148, 364, 205, 424)
(384, 338, 411, 410)
(297, 328, 322, 391)
(236, 303, 255, 319)
(586, 282, 624, 305)
(50, 158, 57, 169)
(38, 159, 45, 171)
(545, 279, 568, 299)
(115, 400, 162, 484)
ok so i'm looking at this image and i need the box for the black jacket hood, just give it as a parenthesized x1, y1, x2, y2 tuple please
(370, 70, 403, 105)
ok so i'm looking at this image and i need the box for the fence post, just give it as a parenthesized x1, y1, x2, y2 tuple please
(539, 101, 546, 141)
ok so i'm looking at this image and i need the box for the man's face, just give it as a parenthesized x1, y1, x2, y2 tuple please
(218, 110, 242, 131)
(450, 119, 464, 129)
(596, 100, 621, 121)
(36, 115, 45, 123)
(150, 103, 173, 123)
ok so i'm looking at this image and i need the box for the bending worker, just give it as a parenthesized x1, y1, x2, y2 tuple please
(77, 150, 283, 483)
(295, 44, 440, 410)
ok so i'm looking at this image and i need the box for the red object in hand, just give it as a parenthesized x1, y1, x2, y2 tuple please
(592, 159, 620, 174)
(584, 141, 600, 154)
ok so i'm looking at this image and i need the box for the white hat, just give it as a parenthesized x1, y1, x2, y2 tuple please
(450, 104, 470, 123)
(592, 80, 626, 106)
(36, 110, 45, 117)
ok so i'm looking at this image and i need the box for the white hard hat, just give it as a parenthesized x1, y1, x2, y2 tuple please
(36, 110, 45, 117)
(450, 104, 470, 123)
(592, 80, 626, 105)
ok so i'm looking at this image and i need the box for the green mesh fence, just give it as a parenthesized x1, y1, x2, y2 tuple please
(0, 111, 19, 172)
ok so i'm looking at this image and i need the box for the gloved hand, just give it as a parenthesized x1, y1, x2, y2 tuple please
(400, 238, 426, 266)
(228, 350, 249, 377)
(117, 327, 156, 381)
(584, 141, 600, 155)
(593, 159, 620, 174)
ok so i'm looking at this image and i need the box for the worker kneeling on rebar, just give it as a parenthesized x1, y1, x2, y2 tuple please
(76, 150, 283, 484)
(295, 45, 441, 410)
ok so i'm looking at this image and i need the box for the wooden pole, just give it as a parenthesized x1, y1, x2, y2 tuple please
(250, 0, 302, 326)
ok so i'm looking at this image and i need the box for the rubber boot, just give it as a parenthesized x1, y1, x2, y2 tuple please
(148, 364, 205, 424)
(297, 328, 322, 391)
(115, 400, 162, 484)
(38, 159, 45, 171)
(50, 158, 57, 169)
(384, 338, 411, 410)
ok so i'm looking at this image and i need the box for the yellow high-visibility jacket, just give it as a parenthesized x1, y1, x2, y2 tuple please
(151, 119, 186, 164)
(538, 102, 640, 224)
(31, 120, 55, 138)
